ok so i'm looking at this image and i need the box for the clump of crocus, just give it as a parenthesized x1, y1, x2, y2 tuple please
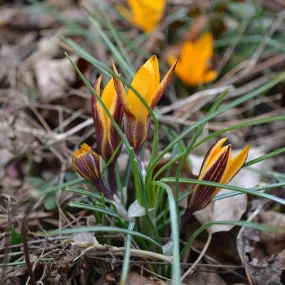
(117, 0, 166, 33)
(113, 55, 177, 170)
(72, 143, 112, 199)
(187, 138, 250, 212)
(168, 32, 217, 86)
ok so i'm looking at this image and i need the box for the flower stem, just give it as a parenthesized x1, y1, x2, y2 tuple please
(139, 208, 156, 249)
(180, 209, 193, 234)
(108, 163, 117, 196)
(135, 149, 146, 180)
(94, 178, 112, 200)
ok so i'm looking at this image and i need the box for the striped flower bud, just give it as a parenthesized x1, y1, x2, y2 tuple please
(187, 138, 250, 212)
(72, 143, 112, 199)
(72, 143, 101, 182)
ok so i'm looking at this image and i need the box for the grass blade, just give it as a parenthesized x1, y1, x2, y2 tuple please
(37, 226, 161, 248)
(153, 181, 181, 284)
(120, 222, 135, 285)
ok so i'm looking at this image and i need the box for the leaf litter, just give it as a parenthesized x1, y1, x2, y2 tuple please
(0, 0, 285, 284)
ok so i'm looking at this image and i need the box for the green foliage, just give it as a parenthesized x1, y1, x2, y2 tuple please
(10, 225, 22, 253)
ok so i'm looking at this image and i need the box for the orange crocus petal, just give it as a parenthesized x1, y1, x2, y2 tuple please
(117, 0, 165, 33)
(127, 55, 159, 121)
(167, 55, 190, 83)
(176, 42, 207, 85)
(199, 138, 228, 178)
(194, 32, 214, 59)
(91, 74, 123, 163)
(129, 0, 165, 32)
(91, 76, 104, 158)
(112, 63, 128, 110)
(203, 70, 217, 83)
(94, 75, 102, 95)
(168, 32, 216, 86)
(150, 59, 177, 109)
(98, 78, 117, 131)
(221, 145, 250, 184)
(151, 55, 160, 88)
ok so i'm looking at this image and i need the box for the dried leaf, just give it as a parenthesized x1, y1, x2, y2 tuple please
(237, 227, 260, 259)
(278, 248, 285, 269)
(183, 271, 226, 285)
(257, 211, 285, 254)
(0, 149, 13, 178)
(248, 256, 282, 285)
(237, 226, 260, 282)
(127, 271, 166, 285)
(34, 56, 77, 101)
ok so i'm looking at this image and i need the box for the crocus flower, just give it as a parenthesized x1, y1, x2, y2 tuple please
(187, 138, 250, 212)
(113, 55, 177, 155)
(91, 76, 123, 164)
(117, 0, 166, 33)
(168, 32, 217, 86)
(72, 143, 112, 199)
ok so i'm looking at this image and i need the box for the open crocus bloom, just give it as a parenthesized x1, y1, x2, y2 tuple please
(168, 32, 217, 86)
(187, 138, 250, 212)
(113, 55, 177, 153)
(117, 0, 166, 33)
(91, 76, 123, 163)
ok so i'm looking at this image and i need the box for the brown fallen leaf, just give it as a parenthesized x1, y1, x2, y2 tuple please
(34, 56, 77, 102)
(237, 225, 261, 285)
(256, 211, 285, 255)
(183, 271, 226, 285)
(127, 271, 166, 285)
(248, 256, 282, 285)
(236, 207, 283, 284)
(0, 149, 13, 178)
(1, 266, 27, 285)
(278, 248, 285, 269)
(237, 227, 260, 260)
(1, 8, 57, 30)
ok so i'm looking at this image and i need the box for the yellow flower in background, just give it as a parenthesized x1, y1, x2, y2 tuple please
(168, 32, 217, 86)
(187, 138, 250, 212)
(113, 55, 177, 153)
(91, 76, 123, 163)
(117, 0, 166, 33)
